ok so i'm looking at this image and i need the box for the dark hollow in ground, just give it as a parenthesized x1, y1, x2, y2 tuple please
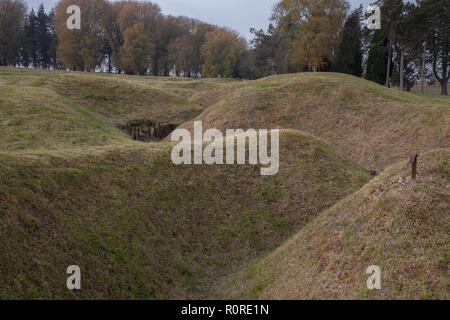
(118, 120, 179, 142)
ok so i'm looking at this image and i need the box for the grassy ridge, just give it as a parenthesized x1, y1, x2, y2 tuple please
(0, 131, 371, 299)
(0, 68, 217, 151)
(179, 72, 450, 171)
(223, 149, 449, 300)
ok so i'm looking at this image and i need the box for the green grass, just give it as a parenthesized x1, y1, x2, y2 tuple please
(222, 149, 449, 300)
(179, 72, 450, 171)
(0, 131, 371, 299)
(0, 67, 448, 300)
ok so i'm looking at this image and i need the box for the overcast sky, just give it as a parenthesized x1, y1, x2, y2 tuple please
(25, 0, 373, 40)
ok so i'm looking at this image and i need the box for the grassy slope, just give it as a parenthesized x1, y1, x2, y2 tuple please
(0, 131, 370, 299)
(0, 68, 448, 300)
(224, 149, 449, 300)
(178, 72, 450, 171)
(0, 67, 240, 152)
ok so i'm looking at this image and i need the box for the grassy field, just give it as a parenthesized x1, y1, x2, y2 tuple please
(0, 67, 448, 299)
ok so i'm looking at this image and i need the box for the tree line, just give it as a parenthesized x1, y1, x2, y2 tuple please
(0, 0, 247, 78)
(0, 0, 448, 95)
(249, 0, 449, 95)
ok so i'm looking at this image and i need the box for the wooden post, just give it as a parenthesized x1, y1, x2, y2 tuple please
(410, 154, 418, 180)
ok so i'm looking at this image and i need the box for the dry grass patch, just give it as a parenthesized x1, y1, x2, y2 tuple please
(224, 149, 449, 300)
(179, 73, 450, 171)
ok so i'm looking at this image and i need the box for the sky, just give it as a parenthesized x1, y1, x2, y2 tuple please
(25, 0, 373, 40)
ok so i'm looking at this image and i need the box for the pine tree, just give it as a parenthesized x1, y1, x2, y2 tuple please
(380, 0, 404, 87)
(419, 0, 450, 95)
(365, 29, 390, 85)
(47, 10, 58, 69)
(36, 4, 52, 69)
(333, 5, 363, 76)
(21, 9, 34, 67)
(249, 24, 283, 78)
(393, 2, 418, 91)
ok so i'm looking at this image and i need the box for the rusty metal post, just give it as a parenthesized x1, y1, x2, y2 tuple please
(410, 154, 418, 180)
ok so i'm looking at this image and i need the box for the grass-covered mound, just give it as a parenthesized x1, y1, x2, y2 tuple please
(0, 130, 371, 299)
(223, 149, 449, 300)
(179, 73, 450, 171)
(0, 67, 240, 151)
(1, 68, 447, 300)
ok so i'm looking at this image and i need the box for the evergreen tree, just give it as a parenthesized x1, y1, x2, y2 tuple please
(47, 10, 58, 69)
(380, 0, 404, 87)
(332, 5, 363, 76)
(249, 24, 282, 78)
(419, 0, 450, 95)
(392, 2, 418, 91)
(365, 29, 389, 85)
(21, 9, 36, 67)
(406, 1, 432, 95)
(35, 4, 52, 69)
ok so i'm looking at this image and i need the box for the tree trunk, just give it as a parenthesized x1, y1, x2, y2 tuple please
(440, 42, 448, 95)
(386, 38, 392, 88)
(432, 40, 449, 96)
(441, 82, 448, 95)
(400, 50, 404, 91)
(420, 42, 426, 95)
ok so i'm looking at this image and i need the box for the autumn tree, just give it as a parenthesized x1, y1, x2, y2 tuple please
(97, 2, 117, 73)
(167, 20, 214, 77)
(110, 0, 161, 74)
(54, 0, 108, 71)
(189, 22, 215, 76)
(0, 0, 27, 66)
(152, 15, 190, 76)
(168, 35, 197, 76)
(120, 22, 154, 75)
(272, 0, 349, 72)
(201, 28, 247, 78)
(113, 0, 161, 34)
